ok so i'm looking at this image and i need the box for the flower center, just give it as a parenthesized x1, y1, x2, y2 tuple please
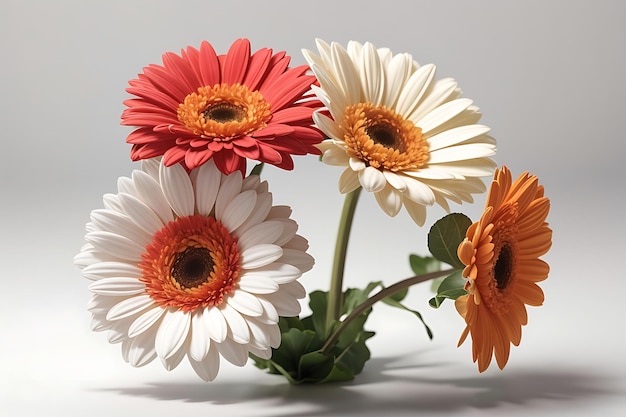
(341, 103, 430, 171)
(494, 243, 513, 290)
(171, 247, 215, 289)
(138, 215, 241, 312)
(177, 83, 271, 141)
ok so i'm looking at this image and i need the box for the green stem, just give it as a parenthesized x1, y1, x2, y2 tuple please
(321, 268, 455, 355)
(326, 187, 362, 330)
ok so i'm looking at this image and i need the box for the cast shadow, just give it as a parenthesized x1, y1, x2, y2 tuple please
(96, 353, 622, 416)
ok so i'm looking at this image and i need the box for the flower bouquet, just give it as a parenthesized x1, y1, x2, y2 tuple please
(74, 38, 552, 384)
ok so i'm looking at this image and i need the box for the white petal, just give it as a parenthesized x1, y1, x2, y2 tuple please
(314, 114, 344, 143)
(374, 185, 403, 217)
(237, 274, 280, 294)
(226, 289, 263, 317)
(118, 193, 165, 237)
(189, 310, 211, 361)
(221, 190, 257, 231)
(89, 277, 145, 296)
(215, 171, 243, 222)
(203, 307, 228, 343)
(219, 303, 250, 344)
(191, 159, 221, 216)
(106, 294, 155, 321)
(414, 98, 473, 134)
(155, 309, 191, 360)
(242, 263, 302, 285)
(159, 161, 194, 217)
(278, 249, 315, 273)
(102, 193, 123, 213)
(89, 209, 151, 246)
(349, 157, 366, 171)
(128, 306, 165, 338)
(359, 166, 386, 192)
(131, 170, 174, 224)
(248, 345, 272, 360)
(273, 219, 298, 246)
(280, 280, 307, 300)
(403, 178, 436, 206)
(410, 78, 459, 123)
(81, 261, 141, 281)
(429, 159, 497, 178)
(160, 343, 187, 371)
(233, 191, 272, 236)
(384, 52, 414, 106)
(427, 124, 491, 151)
(383, 171, 407, 191)
(237, 221, 284, 252)
(127, 328, 158, 367)
(256, 296, 279, 325)
(330, 41, 362, 103)
(403, 167, 459, 180)
(403, 198, 427, 227)
(246, 319, 271, 350)
(428, 143, 496, 164)
(321, 145, 350, 166)
(141, 157, 161, 180)
(262, 292, 301, 317)
(189, 344, 220, 381)
(85, 231, 144, 262)
(338, 168, 361, 193)
(396, 63, 436, 118)
(215, 340, 248, 367)
(240, 244, 283, 269)
(361, 42, 384, 105)
(88, 294, 125, 314)
(117, 176, 136, 195)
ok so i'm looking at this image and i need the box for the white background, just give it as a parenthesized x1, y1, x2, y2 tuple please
(1, 0, 625, 415)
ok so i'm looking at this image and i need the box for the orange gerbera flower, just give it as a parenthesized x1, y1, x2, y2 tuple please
(455, 166, 552, 372)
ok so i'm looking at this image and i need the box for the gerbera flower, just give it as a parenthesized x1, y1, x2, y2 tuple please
(455, 166, 552, 372)
(74, 158, 313, 381)
(302, 40, 497, 226)
(122, 38, 324, 174)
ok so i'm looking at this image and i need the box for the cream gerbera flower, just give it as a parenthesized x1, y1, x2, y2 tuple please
(302, 40, 497, 226)
(74, 158, 313, 381)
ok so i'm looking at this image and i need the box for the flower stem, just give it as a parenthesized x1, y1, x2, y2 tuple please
(326, 187, 362, 331)
(321, 268, 455, 355)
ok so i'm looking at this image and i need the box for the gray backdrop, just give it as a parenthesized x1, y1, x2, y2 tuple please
(1, 1, 624, 415)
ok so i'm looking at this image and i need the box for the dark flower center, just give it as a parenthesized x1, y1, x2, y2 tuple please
(171, 247, 215, 288)
(203, 102, 246, 123)
(494, 244, 513, 290)
(366, 124, 403, 151)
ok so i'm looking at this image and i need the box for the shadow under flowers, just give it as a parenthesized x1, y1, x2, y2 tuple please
(97, 353, 622, 416)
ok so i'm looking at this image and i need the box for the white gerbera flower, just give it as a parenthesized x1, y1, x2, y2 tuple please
(302, 39, 497, 226)
(74, 158, 313, 381)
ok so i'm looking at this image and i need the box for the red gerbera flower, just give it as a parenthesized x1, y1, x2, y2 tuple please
(121, 38, 324, 174)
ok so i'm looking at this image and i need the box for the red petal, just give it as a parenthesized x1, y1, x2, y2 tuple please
(223, 38, 250, 85)
(162, 146, 188, 166)
(270, 107, 316, 124)
(252, 123, 295, 138)
(198, 41, 221, 86)
(242, 48, 273, 91)
(213, 150, 246, 175)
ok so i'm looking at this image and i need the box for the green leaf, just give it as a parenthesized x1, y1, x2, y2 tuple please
(249, 162, 264, 176)
(428, 270, 467, 308)
(409, 254, 441, 276)
(382, 294, 433, 339)
(427, 213, 472, 269)
(298, 351, 335, 381)
(307, 290, 329, 337)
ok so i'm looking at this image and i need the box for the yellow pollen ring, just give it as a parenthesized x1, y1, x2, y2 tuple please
(341, 103, 430, 172)
(177, 83, 271, 140)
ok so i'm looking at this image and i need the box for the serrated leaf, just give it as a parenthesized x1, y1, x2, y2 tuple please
(427, 213, 472, 268)
(298, 351, 335, 381)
